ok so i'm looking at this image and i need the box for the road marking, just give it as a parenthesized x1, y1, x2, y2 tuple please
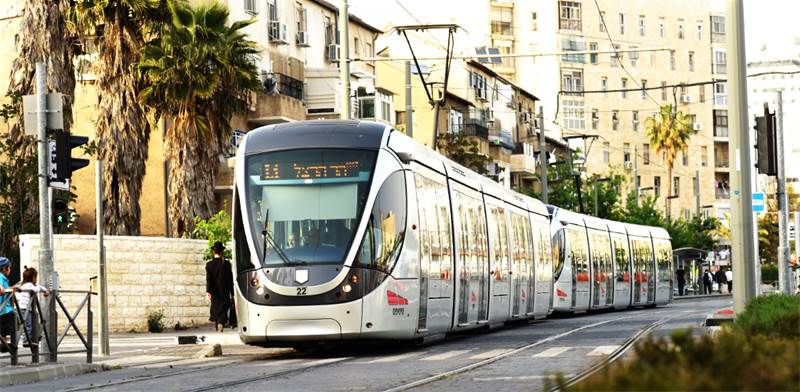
(306, 357, 352, 366)
(368, 352, 425, 363)
(474, 375, 573, 381)
(422, 350, 471, 361)
(469, 349, 510, 359)
(532, 346, 571, 358)
(586, 345, 620, 356)
(263, 358, 303, 366)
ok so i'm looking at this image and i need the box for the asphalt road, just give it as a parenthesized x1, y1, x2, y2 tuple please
(11, 296, 730, 392)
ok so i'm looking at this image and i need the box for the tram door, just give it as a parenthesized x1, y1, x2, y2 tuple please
(567, 226, 590, 310)
(486, 202, 511, 323)
(452, 185, 489, 326)
(532, 216, 553, 316)
(589, 231, 612, 308)
(414, 172, 453, 333)
(631, 238, 653, 305)
(509, 210, 532, 317)
(611, 234, 631, 308)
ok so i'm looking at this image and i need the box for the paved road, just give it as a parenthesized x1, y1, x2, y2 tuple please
(10, 297, 730, 392)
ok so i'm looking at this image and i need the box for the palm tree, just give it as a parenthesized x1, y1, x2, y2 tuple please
(644, 104, 693, 219)
(72, 0, 168, 235)
(139, 1, 260, 236)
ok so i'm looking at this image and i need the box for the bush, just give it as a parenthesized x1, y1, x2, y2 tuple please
(146, 309, 165, 333)
(188, 210, 232, 260)
(761, 263, 779, 282)
(732, 293, 800, 339)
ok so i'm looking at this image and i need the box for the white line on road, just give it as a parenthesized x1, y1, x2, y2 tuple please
(469, 349, 510, 360)
(532, 346, 571, 358)
(367, 352, 426, 363)
(586, 345, 620, 356)
(422, 350, 471, 361)
(473, 375, 574, 381)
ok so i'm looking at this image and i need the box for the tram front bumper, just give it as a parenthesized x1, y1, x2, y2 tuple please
(238, 298, 363, 344)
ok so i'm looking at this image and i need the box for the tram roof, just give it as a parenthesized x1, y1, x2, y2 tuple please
(243, 120, 387, 154)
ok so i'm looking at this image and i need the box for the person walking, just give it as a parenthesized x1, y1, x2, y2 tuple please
(206, 242, 234, 332)
(714, 268, 726, 294)
(0, 257, 18, 353)
(676, 266, 686, 296)
(725, 268, 733, 293)
(702, 269, 713, 295)
(16, 267, 48, 347)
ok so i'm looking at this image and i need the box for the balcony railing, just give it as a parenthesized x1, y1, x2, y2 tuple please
(560, 18, 581, 31)
(489, 129, 515, 150)
(275, 73, 304, 101)
(716, 188, 730, 199)
(463, 120, 489, 139)
(715, 158, 729, 168)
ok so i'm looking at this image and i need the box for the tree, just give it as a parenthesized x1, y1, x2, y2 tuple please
(619, 191, 664, 227)
(437, 132, 493, 176)
(72, 0, 168, 235)
(139, 1, 260, 236)
(584, 172, 626, 220)
(757, 183, 800, 264)
(644, 104, 693, 218)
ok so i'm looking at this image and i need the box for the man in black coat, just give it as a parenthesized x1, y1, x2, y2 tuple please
(676, 266, 686, 296)
(206, 242, 234, 332)
(714, 268, 726, 294)
(702, 269, 713, 295)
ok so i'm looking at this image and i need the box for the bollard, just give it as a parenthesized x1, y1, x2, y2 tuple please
(31, 294, 41, 364)
(48, 292, 57, 363)
(86, 293, 93, 364)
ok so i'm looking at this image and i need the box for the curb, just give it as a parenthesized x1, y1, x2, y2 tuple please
(673, 293, 732, 301)
(0, 363, 107, 387)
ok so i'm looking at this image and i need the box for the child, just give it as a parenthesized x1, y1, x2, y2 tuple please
(0, 257, 17, 353)
(16, 267, 48, 347)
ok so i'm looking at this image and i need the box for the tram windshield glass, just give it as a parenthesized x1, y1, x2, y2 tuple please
(245, 149, 377, 266)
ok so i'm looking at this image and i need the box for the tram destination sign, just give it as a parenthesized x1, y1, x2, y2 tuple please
(261, 160, 362, 180)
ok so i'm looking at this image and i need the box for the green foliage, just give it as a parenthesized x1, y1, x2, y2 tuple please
(146, 309, 165, 333)
(436, 132, 493, 176)
(732, 294, 800, 339)
(188, 210, 232, 260)
(761, 263, 779, 282)
(618, 191, 664, 227)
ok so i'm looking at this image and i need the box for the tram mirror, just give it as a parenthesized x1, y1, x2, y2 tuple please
(396, 152, 414, 163)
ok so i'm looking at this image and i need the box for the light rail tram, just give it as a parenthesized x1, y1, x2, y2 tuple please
(230, 120, 673, 346)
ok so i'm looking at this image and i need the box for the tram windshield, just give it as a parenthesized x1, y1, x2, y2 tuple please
(245, 149, 377, 267)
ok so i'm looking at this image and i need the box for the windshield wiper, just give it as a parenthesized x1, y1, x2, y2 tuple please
(262, 209, 294, 267)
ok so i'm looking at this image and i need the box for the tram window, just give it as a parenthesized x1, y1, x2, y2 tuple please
(356, 171, 408, 273)
(436, 183, 452, 274)
(552, 228, 565, 279)
(233, 191, 254, 273)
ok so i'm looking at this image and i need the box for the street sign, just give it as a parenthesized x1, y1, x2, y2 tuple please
(22, 93, 63, 136)
(47, 140, 70, 191)
(752, 192, 765, 213)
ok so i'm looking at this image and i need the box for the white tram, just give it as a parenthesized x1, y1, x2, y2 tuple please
(231, 120, 672, 345)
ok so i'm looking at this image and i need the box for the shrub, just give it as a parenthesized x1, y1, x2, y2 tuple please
(732, 293, 800, 339)
(188, 210, 232, 260)
(760, 263, 779, 282)
(146, 309, 165, 333)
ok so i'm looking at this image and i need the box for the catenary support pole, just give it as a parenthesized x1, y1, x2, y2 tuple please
(538, 106, 548, 204)
(405, 61, 413, 138)
(795, 211, 799, 292)
(96, 160, 109, 356)
(695, 170, 701, 216)
(338, 0, 350, 120)
(726, 0, 757, 313)
(774, 90, 792, 294)
(633, 145, 639, 205)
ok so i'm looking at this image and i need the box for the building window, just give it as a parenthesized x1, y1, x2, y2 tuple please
(670, 50, 676, 70)
(603, 142, 610, 163)
(469, 72, 489, 101)
(714, 81, 727, 105)
(683, 151, 689, 166)
(678, 19, 684, 39)
(267, 0, 278, 21)
(448, 109, 464, 133)
(643, 144, 650, 165)
(354, 37, 360, 57)
(610, 45, 621, 66)
(561, 36, 586, 63)
(592, 109, 599, 129)
(532, 12, 538, 31)
(713, 49, 727, 74)
(601, 77, 608, 95)
(619, 13, 625, 34)
(629, 46, 638, 66)
(701, 146, 708, 167)
(561, 70, 583, 93)
(491, 6, 514, 35)
(612, 110, 619, 130)
(623, 143, 631, 163)
(673, 176, 680, 196)
(688, 51, 695, 71)
(621, 78, 628, 98)
(559, 1, 582, 31)
(632, 111, 640, 132)
(661, 81, 667, 101)
(562, 99, 585, 129)
(244, 0, 258, 15)
(653, 175, 664, 195)
(295, 4, 308, 43)
(699, 84, 705, 103)
(712, 15, 725, 35)
(589, 42, 598, 64)
(365, 42, 373, 57)
(696, 21, 703, 40)
(639, 15, 645, 36)
(599, 11, 605, 32)
(641, 80, 647, 100)
(714, 109, 728, 137)
(658, 17, 664, 37)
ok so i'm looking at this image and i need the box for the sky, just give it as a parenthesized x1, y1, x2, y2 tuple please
(348, 0, 800, 59)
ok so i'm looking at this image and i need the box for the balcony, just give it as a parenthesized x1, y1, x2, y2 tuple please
(249, 74, 307, 125)
(560, 18, 581, 31)
(511, 143, 537, 176)
(715, 159, 729, 172)
(488, 128, 515, 150)
(464, 120, 489, 139)
(716, 188, 730, 199)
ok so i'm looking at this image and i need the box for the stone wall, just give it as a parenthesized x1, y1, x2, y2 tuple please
(19, 235, 210, 333)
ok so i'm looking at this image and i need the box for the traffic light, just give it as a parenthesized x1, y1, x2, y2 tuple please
(53, 129, 90, 181)
(754, 113, 777, 176)
(52, 198, 69, 228)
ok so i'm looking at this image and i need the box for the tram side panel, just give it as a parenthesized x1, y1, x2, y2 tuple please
(531, 214, 553, 317)
(509, 208, 533, 317)
(610, 232, 632, 309)
(486, 198, 512, 324)
(587, 229, 614, 309)
(653, 239, 673, 305)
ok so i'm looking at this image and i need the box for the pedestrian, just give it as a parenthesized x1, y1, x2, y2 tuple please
(714, 268, 726, 294)
(702, 269, 713, 295)
(0, 257, 18, 353)
(725, 268, 733, 293)
(676, 265, 686, 296)
(15, 267, 48, 347)
(206, 242, 234, 332)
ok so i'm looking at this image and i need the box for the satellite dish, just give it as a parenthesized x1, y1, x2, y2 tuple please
(262, 73, 278, 95)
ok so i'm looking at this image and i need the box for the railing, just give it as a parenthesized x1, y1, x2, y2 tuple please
(715, 159, 729, 168)
(463, 120, 489, 139)
(0, 286, 94, 365)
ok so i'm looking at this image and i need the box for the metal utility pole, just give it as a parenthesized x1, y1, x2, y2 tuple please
(695, 170, 701, 216)
(405, 61, 413, 138)
(338, 0, 350, 120)
(795, 212, 799, 290)
(538, 106, 548, 204)
(774, 90, 792, 294)
(96, 160, 109, 356)
(726, 0, 757, 313)
(634, 145, 639, 204)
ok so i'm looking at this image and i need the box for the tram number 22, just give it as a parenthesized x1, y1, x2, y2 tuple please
(296, 287, 307, 296)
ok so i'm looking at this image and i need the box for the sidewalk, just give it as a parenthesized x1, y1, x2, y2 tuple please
(0, 326, 244, 387)
(672, 292, 732, 301)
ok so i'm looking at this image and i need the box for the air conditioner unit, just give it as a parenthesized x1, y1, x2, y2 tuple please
(681, 94, 692, 103)
(624, 161, 634, 170)
(296, 31, 309, 46)
(693, 122, 702, 131)
(269, 21, 289, 44)
(326, 43, 340, 62)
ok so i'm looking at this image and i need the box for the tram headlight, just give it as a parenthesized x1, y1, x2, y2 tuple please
(350, 274, 359, 284)
(250, 275, 260, 288)
(342, 284, 352, 293)
(255, 286, 265, 296)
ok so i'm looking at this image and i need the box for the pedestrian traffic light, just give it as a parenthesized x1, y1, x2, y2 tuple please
(53, 129, 90, 181)
(754, 113, 777, 176)
(52, 198, 69, 228)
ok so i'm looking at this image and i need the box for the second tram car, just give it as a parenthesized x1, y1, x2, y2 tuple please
(231, 120, 672, 345)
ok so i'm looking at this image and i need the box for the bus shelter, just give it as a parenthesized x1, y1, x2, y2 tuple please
(673, 247, 709, 296)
